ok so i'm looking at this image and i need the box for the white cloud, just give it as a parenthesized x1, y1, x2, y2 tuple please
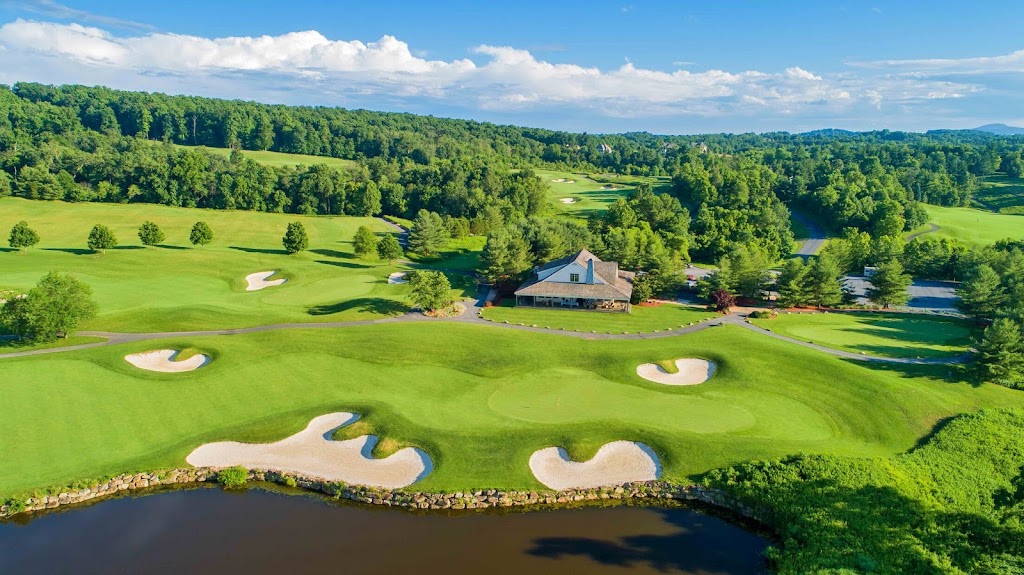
(0, 19, 989, 126)
(3, 0, 154, 31)
(854, 49, 1024, 74)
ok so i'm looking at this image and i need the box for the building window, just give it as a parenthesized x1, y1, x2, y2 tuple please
(569, 273, 580, 283)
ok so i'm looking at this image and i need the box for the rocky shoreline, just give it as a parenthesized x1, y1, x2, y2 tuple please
(0, 467, 761, 523)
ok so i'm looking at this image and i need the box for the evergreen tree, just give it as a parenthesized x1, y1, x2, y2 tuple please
(867, 260, 912, 308)
(352, 225, 378, 258)
(776, 259, 809, 308)
(956, 264, 1006, 321)
(189, 221, 213, 247)
(408, 270, 453, 312)
(376, 235, 404, 264)
(282, 221, 309, 254)
(479, 228, 531, 284)
(408, 209, 449, 256)
(975, 318, 1024, 389)
(8, 221, 40, 251)
(87, 224, 117, 253)
(698, 256, 736, 300)
(806, 253, 845, 308)
(137, 221, 165, 246)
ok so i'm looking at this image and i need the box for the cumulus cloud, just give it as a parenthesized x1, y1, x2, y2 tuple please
(0, 18, 988, 126)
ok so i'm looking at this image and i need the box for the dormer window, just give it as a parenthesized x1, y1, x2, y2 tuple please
(569, 273, 580, 283)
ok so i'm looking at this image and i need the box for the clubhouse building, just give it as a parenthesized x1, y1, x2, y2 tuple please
(513, 249, 635, 312)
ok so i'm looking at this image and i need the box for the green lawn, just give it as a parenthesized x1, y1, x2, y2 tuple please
(917, 204, 1024, 245)
(174, 144, 358, 170)
(481, 301, 718, 333)
(972, 173, 1024, 214)
(1, 321, 1018, 499)
(0, 198, 473, 333)
(749, 311, 976, 358)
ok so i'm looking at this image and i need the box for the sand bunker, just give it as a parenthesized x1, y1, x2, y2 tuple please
(186, 413, 431, 489)
(388, 272, 409, 284)
(559, 198, 577, 204)
(530, 441, 660, 490)
(125, 349, 210, 373)
(245, 271, 287, 291)
(636, 358, 716, 385)
(551, 178, 576, 184)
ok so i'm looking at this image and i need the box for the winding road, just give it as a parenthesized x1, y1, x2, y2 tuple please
(790, 211, 828, 258)
(0, 292, 971, 365)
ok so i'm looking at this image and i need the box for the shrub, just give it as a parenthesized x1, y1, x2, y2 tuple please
(216, 466, 248, 489)
(749, 310, 776, 319)
(3, 497, 26, 515)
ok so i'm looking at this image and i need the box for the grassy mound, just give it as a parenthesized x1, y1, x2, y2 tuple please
(707, 408, 1024, 574)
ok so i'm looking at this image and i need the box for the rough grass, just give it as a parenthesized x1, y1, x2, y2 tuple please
(482, 301, 716, 333)
(0, 198, 472, 332)
(2, 322, 1020, 499)
(750, 311, 976, 359)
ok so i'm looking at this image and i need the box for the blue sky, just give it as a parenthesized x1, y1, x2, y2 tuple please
(1, 0, 1022, 134)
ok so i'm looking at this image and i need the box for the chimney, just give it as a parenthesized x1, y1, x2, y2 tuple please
(533, 265, 539, 278)
(586, 259, 595, 284)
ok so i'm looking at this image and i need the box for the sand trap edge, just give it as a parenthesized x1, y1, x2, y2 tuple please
(245, 271, 287, 291)
(125, 349, 211, 373)
(529, 441, 661, 491)
(636, 358, 716, 386)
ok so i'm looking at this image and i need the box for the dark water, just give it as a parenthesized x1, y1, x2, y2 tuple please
(0, 486, 769, 575)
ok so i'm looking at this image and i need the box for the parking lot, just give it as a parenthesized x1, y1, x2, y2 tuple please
(843, 276, 959, 313)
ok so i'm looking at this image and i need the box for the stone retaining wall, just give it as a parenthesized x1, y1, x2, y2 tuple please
(0, 468, 760, 524)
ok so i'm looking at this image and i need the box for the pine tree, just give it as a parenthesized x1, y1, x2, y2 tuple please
(807, 253, 844, 308)
(956, 264, 1006, 321)
(867, 260, 912, 308)
(776, 259, 809, 308)
(975, 318, 1024, 389)
(479, 228, 531, 284)
(353, 225, 378, 258)
(8, 221, 40, 251)
(408, 209, 449, 256)
(282, 221, 309, 254)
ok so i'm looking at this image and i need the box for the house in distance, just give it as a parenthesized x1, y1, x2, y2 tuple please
(513, 249, 634, 312)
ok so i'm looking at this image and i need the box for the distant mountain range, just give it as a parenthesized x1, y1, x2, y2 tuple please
(974, 123, 1024, 135)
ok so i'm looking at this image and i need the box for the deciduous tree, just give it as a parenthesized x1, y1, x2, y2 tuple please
(353, 225, 378, 258)
(376, 235, 404, 264)
(408, 270, 452, 312)
(189, 221, 213, 247)
(137, 221, 165, 246)
(87, 224, 117, 253)
(0, 272, 98, 342)
(8, 220, 39, 251)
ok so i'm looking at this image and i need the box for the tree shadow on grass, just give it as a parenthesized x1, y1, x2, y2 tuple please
(315, 259, 371, 270)
(42, 248, 93, 255)
(0, 247, 17, 253)
(308, 297, 407, 316)
(229, 245, 290, 256)
(112, 245, 145, 251)
(157, 244, 190, 250)
(852, 358, 976, 386)
(310, 248, 356, 260)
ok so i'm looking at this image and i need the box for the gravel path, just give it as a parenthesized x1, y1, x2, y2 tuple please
(907, 223, 941, 241)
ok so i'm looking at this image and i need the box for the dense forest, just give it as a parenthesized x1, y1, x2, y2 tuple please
(2, 82, 1024, 270)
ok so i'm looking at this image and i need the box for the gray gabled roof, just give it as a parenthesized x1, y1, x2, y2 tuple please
(516, 250, 634, 300)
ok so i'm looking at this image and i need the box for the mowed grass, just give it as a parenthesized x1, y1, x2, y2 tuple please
(174, 144, 358, 170)
(481, 301, 718, 333)
(1, 322, 1019, 498)
(749, 311, 976, 359)
(918, 204, 1024, 245)
(534, 169, 671, 215)
(0, 198, 472, 332)
(972, 173, 1024, 214)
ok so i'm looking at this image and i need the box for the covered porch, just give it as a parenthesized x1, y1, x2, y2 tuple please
(514, 295, 631, 313)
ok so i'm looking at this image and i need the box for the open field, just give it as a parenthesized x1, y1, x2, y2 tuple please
(0, 198, 473, 333)
(173, 144, 358, 170)
(916, 204, 1024, 245)
(972, 173, 1024, 214)
(749, 311, 976, 359)
(481, 301, 716, 333)
(1, 321, 1019, 498)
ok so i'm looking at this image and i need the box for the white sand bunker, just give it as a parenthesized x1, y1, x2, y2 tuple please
(245, 271, 287, 291)
(636, 358, 716, 386)
(560, 197, 577, 204)
(125, 349, 210, 373)
(530, 441, 661, 490)
(388, 272, 409, 284)
(186, 413, 431, 489)
(551, 178, 576, 183)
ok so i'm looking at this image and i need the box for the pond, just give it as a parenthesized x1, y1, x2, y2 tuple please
(0, 485, 769, 574)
